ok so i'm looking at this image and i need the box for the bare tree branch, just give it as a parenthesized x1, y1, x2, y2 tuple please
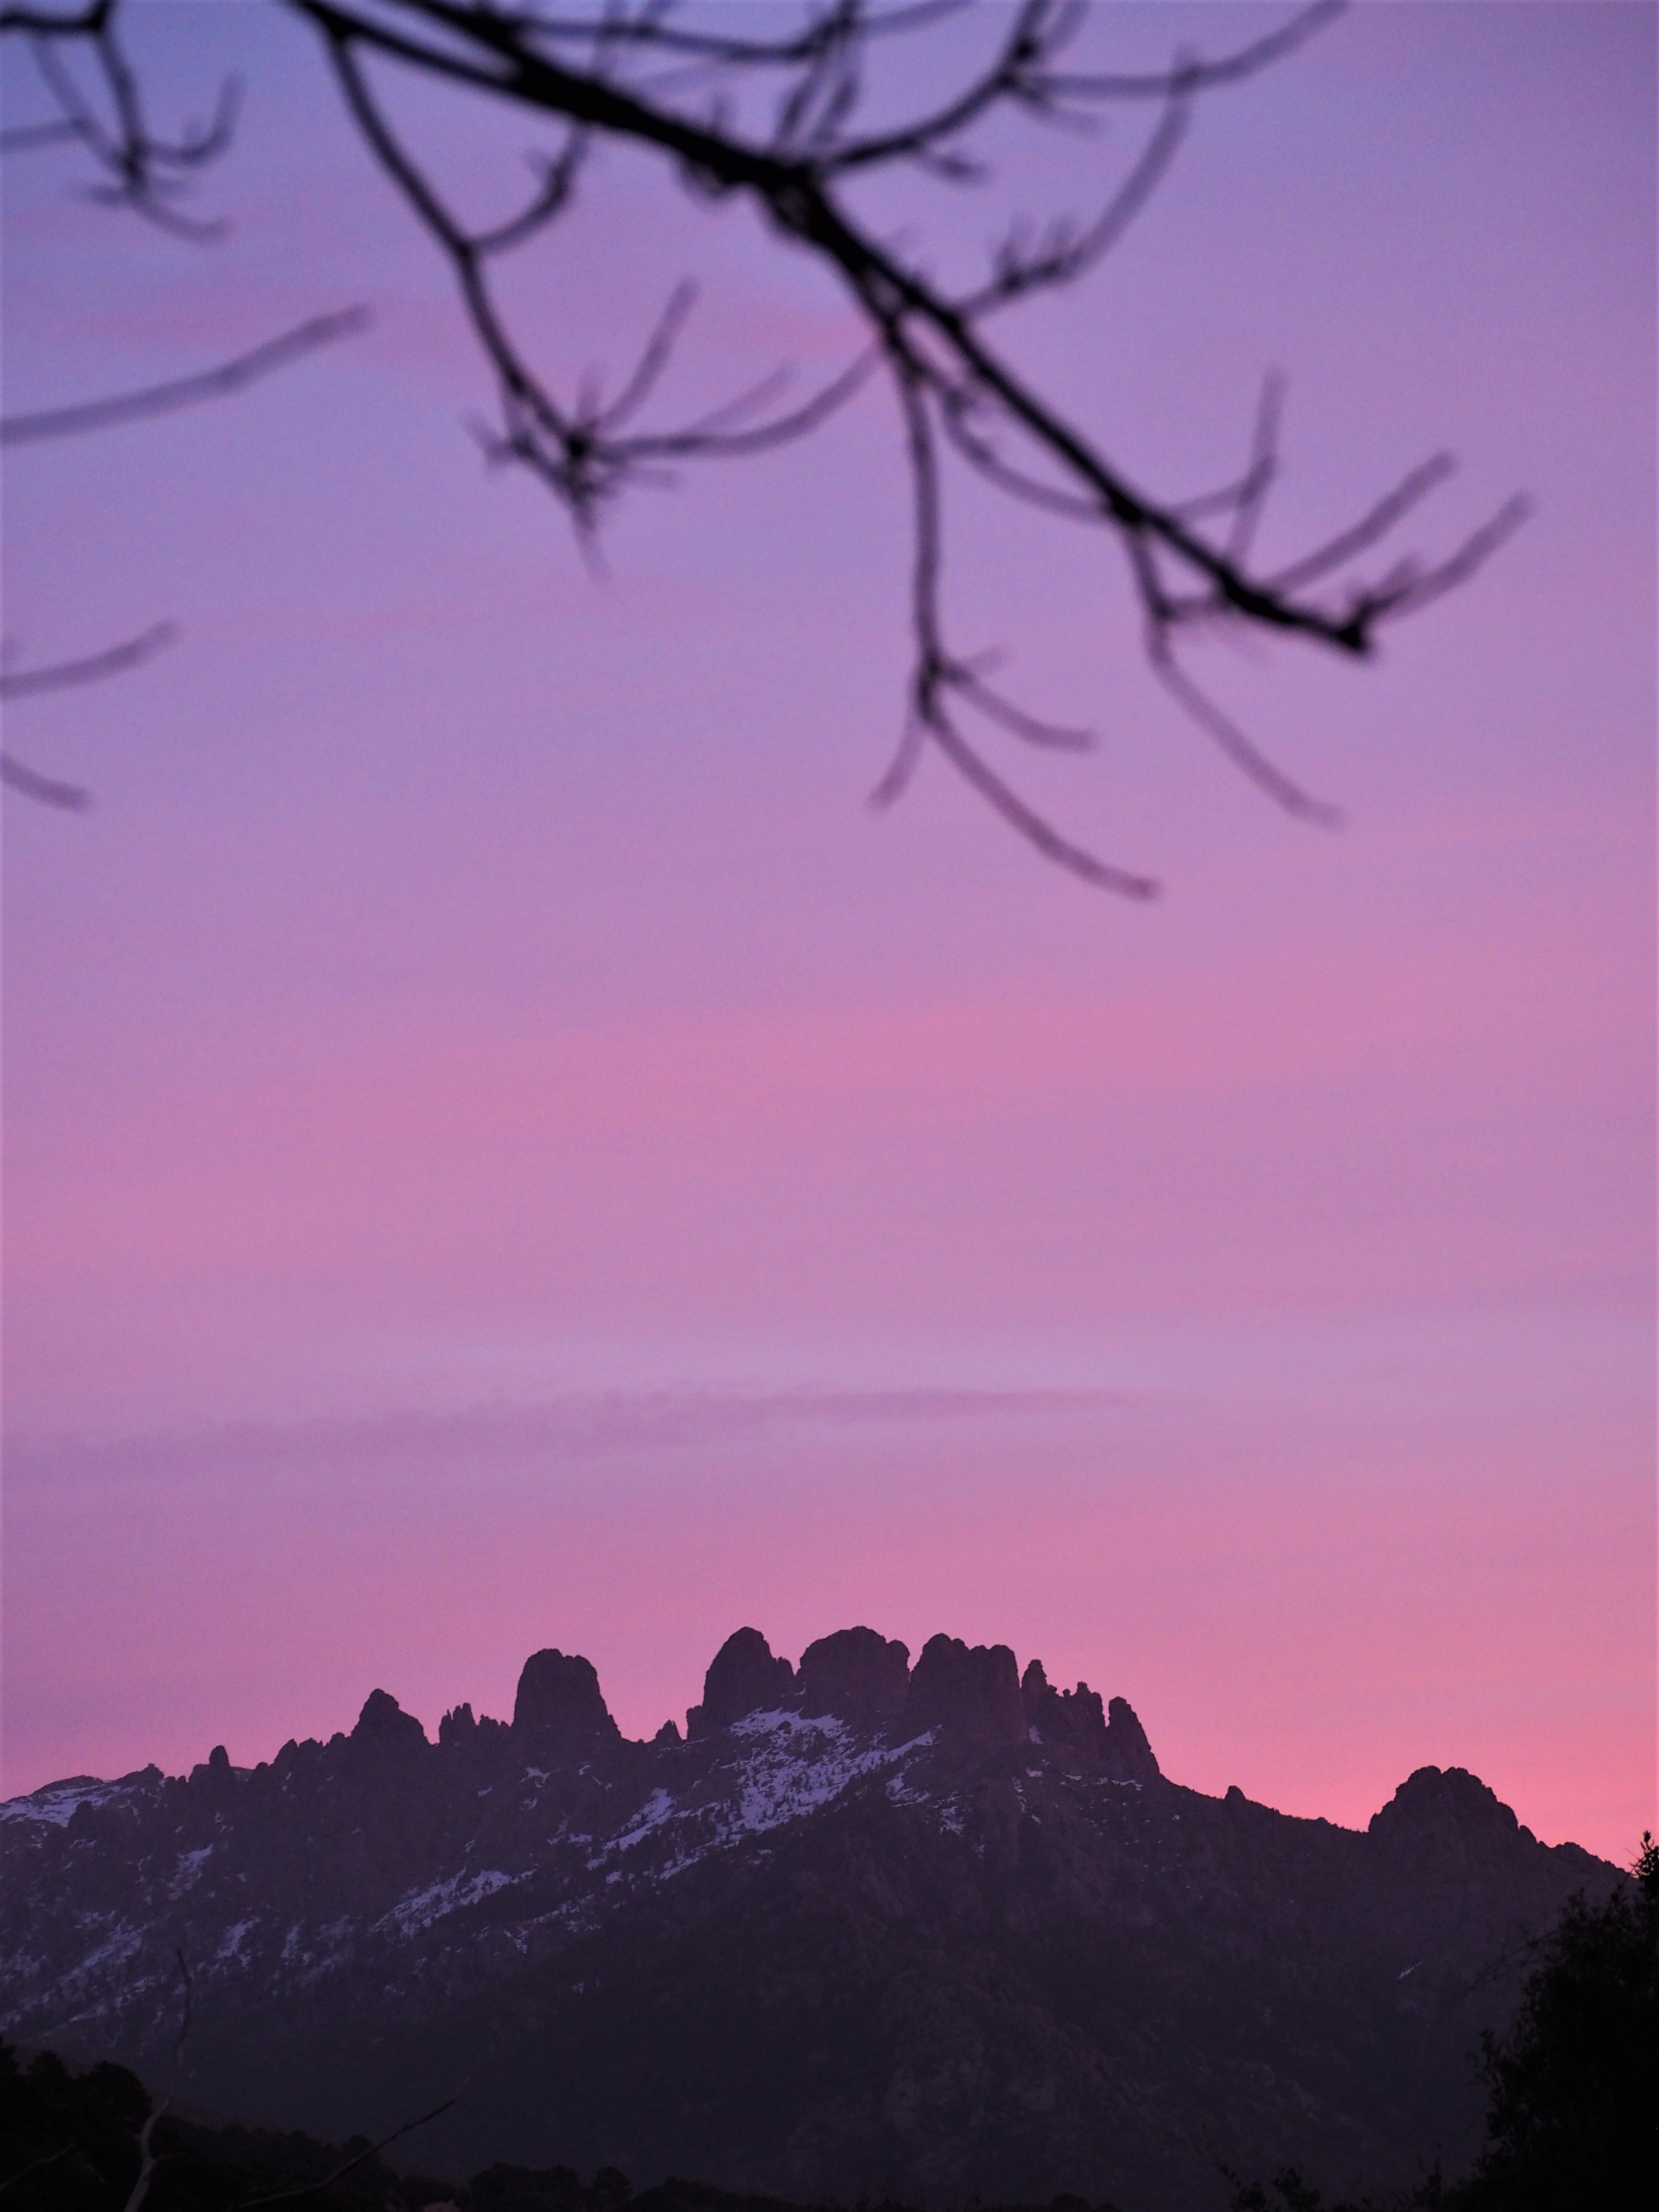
(3, 0, 1527, 890)
(0, 3, 105, 30)
(1263, 453, 1459, 596)
(5, 0, 239, 230)
(0, 754, 91, 808)
(1146, 634, 1342, 827)
(0, 114, 83, 150)
(1, 311, 369, 445)
(956, 75, 1192, 318)
(0, 619, 177, 696)
(0, 2147, 71, 2197)
(1223, 371, 1286, 561)
(1037, 0, 1347, 100)
(0, 306, 365, 810)
(0, 622, 178, 809)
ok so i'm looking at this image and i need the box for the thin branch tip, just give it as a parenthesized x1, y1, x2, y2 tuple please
(8, 0, 1521, 892)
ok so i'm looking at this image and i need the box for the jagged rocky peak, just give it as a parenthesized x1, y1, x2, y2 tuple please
(1103, 1694, 1160, 1781)
(1014, 1660, 1159, 1779)
(350, 1688, 428, 1751)
(185, 1743, 239, 1795)
(512, 1648, 621, 1756)
(1369, 1764, 1533, 1850)
(798, 1626, 911, 1725)
(687, 1626, 796, 1738)
(904, 1633, 1027, 1748)
(1021, 1659, 1108, 1751)
(322, 1625, 1156, 1779)
(438, 1701, 475, 1747)
(439, 1700, 509, 1752)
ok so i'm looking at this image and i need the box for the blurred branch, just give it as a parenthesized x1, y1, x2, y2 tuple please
(1, 309, 370, 445)
(1, 0, 238, 232)
(0, 621, 178, 697)
(0, 623, 177, 811)
(3, 0, 1529, 890)
(0, 299, 366, 806)
(272, 0, 1525, 892)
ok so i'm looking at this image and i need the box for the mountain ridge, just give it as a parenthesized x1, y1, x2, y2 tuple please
(1, 1626, 1615, 2211)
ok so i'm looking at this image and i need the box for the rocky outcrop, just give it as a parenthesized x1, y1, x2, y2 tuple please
(512, 1650, 621, 1758)
(1015, 1664, 1159, 1780)
(686, 1628, 797, 1738)
(797, 1627, 910, 1725)
(438, 1702, 509, 1755)
(349, 1689, 428, 1752)
(1371, 1765, 1527, 1839)
(185, 1744, 240, 1800)
(1367, 1763, 1547, 1882)
(1021, 1659, 1106, 1753)
(904, 1633, 1027, 1748)
(1102, 1694, 1160, 1782)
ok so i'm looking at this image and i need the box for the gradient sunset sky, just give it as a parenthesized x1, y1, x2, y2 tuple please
(2, 2, 1653, 1863)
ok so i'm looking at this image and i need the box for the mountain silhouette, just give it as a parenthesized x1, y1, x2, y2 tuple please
(0, 1627, 1615, 2210)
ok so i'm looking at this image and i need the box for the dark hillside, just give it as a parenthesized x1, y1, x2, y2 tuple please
(1, 1629, 1614, 2211)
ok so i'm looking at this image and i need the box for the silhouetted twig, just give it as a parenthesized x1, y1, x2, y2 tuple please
(275, 0, 1526, 891)
(0, 755, 92, 808)
(3, 0, 1530, 888)
(0, 310, 371, 445)
(1, 621, 178, 696)
(0, 306, 369, 807)
(1, 0, 237, 232)
(0, 623, 178, 809)
(0, 2147, 71, 2198)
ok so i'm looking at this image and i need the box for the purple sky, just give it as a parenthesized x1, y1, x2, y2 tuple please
(2, 3, 1653, 1863)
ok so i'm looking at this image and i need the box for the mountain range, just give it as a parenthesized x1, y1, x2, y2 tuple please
(0, 1626, 1616, 2211)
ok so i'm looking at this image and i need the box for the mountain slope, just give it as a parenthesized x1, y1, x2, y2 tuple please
(0, 1628, 1613, 2210)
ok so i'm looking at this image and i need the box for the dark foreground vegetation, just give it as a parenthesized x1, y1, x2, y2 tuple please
(5, 1837, 1652, 2212)
(1228, 1835, 1658, 2212)
(0, 2043, 1125, 2212)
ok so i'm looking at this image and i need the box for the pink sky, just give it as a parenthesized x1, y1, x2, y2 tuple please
(2, 4, 1653, 1864)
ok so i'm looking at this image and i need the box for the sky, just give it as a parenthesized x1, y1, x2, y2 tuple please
(1, 2, 1653, 1864)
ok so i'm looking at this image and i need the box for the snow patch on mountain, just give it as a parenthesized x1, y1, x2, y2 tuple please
(216, 1919, 257, 1962)
(0, 1779, 134, 1828)
(171, 1845, 215, 1894)
(379, 1867, 521, 1937)
(589, 1715, 938, 1884)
